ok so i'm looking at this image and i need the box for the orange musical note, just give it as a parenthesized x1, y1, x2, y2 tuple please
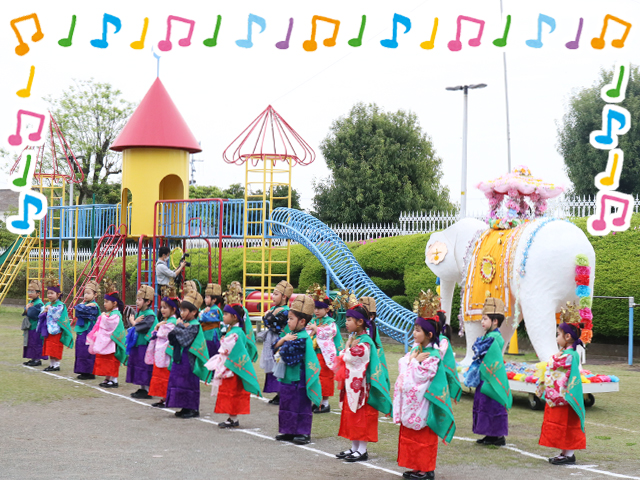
(420, 18, 439, 50)
(591, 14, 632, 49)
(587, 191, 633, 235)
(17, 66, 35, 98)
(131, 17, 149, 50)
(303, 15, 340, 52)
(10, 13, 44, 56)
(595, 149, 624, 190)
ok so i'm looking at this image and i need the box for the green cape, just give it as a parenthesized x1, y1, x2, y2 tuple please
(440, 335, 462, 402)
(28, 298, 44, 330)
(564, 348, 586, 431)
(279, 329, 323, 407)
(46, 300, 74, 349)
(73, 301, 101, 334)
(358, 333, 393, 415)
(479, 330, 513, 409)
(109, 310, 128, 366)
(221, 325, 262, 397)
(135, 308, 158, 346)
(374, 329, 391, 390)
(166, 319, 210, 382)
(423, 346, 457, 443)
(311, 316, 343, 353)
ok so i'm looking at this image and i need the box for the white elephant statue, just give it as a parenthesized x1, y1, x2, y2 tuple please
(425, 217, 595, 366)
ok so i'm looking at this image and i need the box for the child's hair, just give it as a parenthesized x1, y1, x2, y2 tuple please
(351, 305, 380, 348)
(436, 310, 452, 340)
(423, 318, 442, 342)
(561, 322, 584, 350)
(212, 295, 224, 307)
(106, 292, 125, 313)
(159, 246, 171, 257)
(488, 313, 505, 328)
(180, 300, 199, 314)
(290, 309, 312, 324)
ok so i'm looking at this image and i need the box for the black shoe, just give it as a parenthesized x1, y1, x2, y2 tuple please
(268, 394, 280, 405)
(409, 472, 435, 480)
(550, 454, 576, 465)
(476, 436, 489, 444)
(151, 401, 166, 408)
(336, 449, 354, 459)
(43, 366, 60, 372)
(25, 360, 42, 366)
(314, 404, 330, 414)
(276, 434, 295, 442)
(292, 435, 311, 445)
(131, 389, 152, 399)
(485, 436, 505, 446)
(102, 381, 118, 388)
(403, 472, 417, 479)
(345, 451, 368, 462)
(77, 374, 95, 380)
(218, 418, 239, 428)
(180, 409, 199, 419)
(174, 409, 187, 417)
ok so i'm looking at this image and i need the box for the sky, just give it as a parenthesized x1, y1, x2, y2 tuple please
(1, 0, 638, 215)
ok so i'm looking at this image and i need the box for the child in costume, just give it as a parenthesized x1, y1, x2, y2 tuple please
(307, 284, 341, 414)
(146, 288, 180, 408)
(463, 297, 513, 446)
(206, 287, 261, 429)
(435, 308, 462, 403)
(126, 285, 158, 399)
(273, 295, 322, 445)
(37, 276, 74, 371)
(537, 304, 586, 466)
(359, 296, 391, 389)
(165, 289, 209, 419)
(260, 280, 292, 405)
(73, 281, 101, 380)
(200, 283, 224, 358)
(394, 290, 456, 480)
(334, 302, 392, 462)
(22, 280, 46, 366)
(230, 280, 257, 349)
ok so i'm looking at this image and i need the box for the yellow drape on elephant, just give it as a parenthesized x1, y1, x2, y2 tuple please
(463, 226, 526, 322)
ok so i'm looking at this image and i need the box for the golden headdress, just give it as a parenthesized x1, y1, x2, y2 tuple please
(332, 289, 358, 312)
(44, 274, 60, 290)
(102, 278, 118, 296)
(224, 282, 243, 306)
(413, 289, 441, 319)
(559, 301, 581, 324)
(161, 285, 178, 299)
(306, 283, 326, 301)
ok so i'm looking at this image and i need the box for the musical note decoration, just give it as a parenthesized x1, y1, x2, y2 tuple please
(448, 16, 485, 51)
(349, 15, 366, 47)
(591, 14, 632, 49)
(10, 13, 44, 56)
(10, 155, 34, 189)
(7, 191, 48, 236)
(380, 13, 411, 49)
(90, 13, 122, 49)
(595, 149, 624, 191)
(589, 105, 631, 150)
(276, 18, 294, 49)
(303, 15, 340, 51)
(420, 17, 438, 50)
(601, 62, 630, 103)
(58, 14, 77, 47)
(587, 190, 633, 236)
(525, 14, 556, 48)
(8, 110, 48, 147)
(17, 66, 35, 98)
(158, 15, 196, 51)
(565, 17, 583, 49)
(236, 14, 266, 48)
(204, 15, 222, 47)
(131, 17, 149, 50)
(493, 14, 511, 47)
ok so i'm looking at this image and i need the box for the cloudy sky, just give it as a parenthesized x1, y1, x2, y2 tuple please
(1, 0, 638, 215)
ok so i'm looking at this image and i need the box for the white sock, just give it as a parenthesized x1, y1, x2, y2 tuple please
(54, 360, 60, 368)
(229, 415, 238, 422)
(351, 441, 358, 453)
(141, 385, 149, 391)
(357, 441, 367, 454)
(563, 449, 575, 457)
(321, 398, 329, 407)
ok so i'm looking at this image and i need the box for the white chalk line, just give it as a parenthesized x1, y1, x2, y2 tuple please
(25, 366, 640, 480)
(585, 421, 640, 435)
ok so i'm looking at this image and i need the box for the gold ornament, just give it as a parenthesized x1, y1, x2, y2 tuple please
(560, 301, 581, 324)
(413, 289, 441, 319)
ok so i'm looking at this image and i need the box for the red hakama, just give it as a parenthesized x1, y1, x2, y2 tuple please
(338, 401, 379, 442)
(539, 404, 586, 450)
(397, 425, 438, 472)
(93, 353, 120, 377)
(148, 365, 171, 398)
(42, 333, 64, 358)
(317, 353, 335, 397)
(215, 374, 250, 415)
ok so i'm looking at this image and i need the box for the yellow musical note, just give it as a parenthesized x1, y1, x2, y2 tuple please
(595, 149, 624, 190)
(131, 17, 149, 50)
(17, 66, 35, 98)
(420, 18, 438, 50)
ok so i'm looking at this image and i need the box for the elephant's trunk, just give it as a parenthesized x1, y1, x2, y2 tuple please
(439, 279, 457, 324)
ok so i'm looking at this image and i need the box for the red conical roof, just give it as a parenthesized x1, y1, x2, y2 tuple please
(110, 78, 201, 153)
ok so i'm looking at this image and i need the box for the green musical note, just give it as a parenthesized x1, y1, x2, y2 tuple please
(12, 154, 32, 188)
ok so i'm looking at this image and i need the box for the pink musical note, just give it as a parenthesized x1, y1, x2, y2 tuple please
(8, 110, 46, 146)
(276, 18, 294, 49)
(448, 15, 485, 51)
(158, 15, 196, 52)
(587, 191, 633, 235)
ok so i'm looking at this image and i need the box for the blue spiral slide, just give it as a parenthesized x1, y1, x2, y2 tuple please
(266, 207, 416, 348)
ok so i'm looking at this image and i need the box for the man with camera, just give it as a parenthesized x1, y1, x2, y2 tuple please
(156, 246, 187, 296)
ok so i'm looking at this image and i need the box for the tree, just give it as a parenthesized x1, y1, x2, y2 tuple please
(557, 65, 640, 197)
(312, 103, 453, 224)
(190, 184, 301, 210)
(46, 79, 135, 204)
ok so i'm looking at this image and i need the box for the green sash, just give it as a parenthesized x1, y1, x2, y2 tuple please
(423, 346, 456, 443)
(73, 301, 101, 334)
(358, 333, 393, 415)
(565, 348, 586, 431)
(479, 330, 512, 409)
(109, 310, 128, 366)
(222, 325, 262, 397)
(28, 298, 44, 330)
(48, 300, 74, 349)
(440, 335, 462, 402)
(279, 329, 323, 407)
(135, 308, 158, 346)
(190, 320, 211, 381)
(373, 329, 391, 393)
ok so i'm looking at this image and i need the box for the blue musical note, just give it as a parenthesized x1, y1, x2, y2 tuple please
(7, 191, 47, 235)
(236, 14, 266, 48)
(380, 13, 411, 49)
(590, 105, 631, 150)
(525, 14, 556, 48)
(90, 13, 122, 49)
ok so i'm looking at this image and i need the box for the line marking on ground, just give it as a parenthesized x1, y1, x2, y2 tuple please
(585, 421, 639, 434)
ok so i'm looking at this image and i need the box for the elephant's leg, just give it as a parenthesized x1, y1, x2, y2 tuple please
(460, 321, 485, 367)
(520, 296, 558, 363)
(499, 319, 516, 355)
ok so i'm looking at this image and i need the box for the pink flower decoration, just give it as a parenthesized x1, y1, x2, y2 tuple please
(576, 266, 591, 276)
(579, 308, 593, 320)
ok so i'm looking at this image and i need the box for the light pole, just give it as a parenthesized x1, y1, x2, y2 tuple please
(446, 83, 487, 218)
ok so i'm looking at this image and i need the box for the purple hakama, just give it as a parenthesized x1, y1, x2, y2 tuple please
(74, 331, 95, 374)
(473, 380, 509, 437)
(264, 372, 281, 393)
(23, 329, 47, 360)
(165, 349, 200, 411)
(126, 344, 154, 386)
(278, 367, 313, 436)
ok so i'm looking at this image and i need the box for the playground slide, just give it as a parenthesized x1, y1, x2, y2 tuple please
(266, 207, 416, 348)
(0, 238, 23, 268)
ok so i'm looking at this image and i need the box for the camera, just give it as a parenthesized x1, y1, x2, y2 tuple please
(180, 252, 191, 267)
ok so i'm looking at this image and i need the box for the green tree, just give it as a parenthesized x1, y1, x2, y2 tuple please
(93, 181, 122, 205)
(312, 103, 453, 223)
(558, 65, 640, 197)
(0, 206, 18, 250)
(189, 185, 225, 199)
(254, 186, 302, 210)
(46, 79, 135, 204)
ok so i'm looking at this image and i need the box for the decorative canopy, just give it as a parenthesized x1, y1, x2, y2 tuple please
(476, 165, 565, 200)
(223, 105, 315, 166)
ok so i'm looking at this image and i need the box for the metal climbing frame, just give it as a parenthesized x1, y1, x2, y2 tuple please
(266, 207, 415, 349)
